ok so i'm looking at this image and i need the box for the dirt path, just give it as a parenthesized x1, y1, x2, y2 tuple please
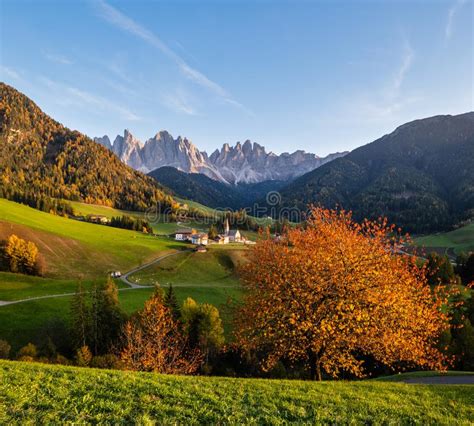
(0, 250, 191, 306)
(403, 376, 474, 385)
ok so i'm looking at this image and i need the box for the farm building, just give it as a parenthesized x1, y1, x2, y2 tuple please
(175, 229, 195, 241)
(191, 233, 209, 245)
(87, 215, 110, 224)
(215, 235, 230, 244)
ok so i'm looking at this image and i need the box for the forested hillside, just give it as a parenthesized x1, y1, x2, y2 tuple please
(149, 166, 285, 209)
(0, 83, 175, 212)
(276, 113, 474, 233)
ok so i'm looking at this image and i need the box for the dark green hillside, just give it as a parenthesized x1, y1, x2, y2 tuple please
(277, 113, 474, 233)
(149, 166, 286, 209)
(0, 83, 174, 211)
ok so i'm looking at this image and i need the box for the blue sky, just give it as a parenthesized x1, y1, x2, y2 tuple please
(1, 0, 472, 156)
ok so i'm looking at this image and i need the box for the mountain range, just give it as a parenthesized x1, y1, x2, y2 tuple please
(94, 131, 347, 185)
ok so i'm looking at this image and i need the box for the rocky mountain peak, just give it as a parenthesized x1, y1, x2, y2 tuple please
(95, 129, 348, 184)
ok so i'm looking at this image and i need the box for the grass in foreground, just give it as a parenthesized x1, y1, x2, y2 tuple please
(0, 361, 473, 425)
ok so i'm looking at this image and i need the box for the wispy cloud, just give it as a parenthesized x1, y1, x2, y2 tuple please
(0, 66, 22, 81)
(391, 40, 414, 96)
(327, 38, 420, 126)
(445, 0, 467, 41)
(95, 0, 251, 115)
(39, 76, 141, 121)
(44, 52, 74, 65)
(163, 88, 198, 116)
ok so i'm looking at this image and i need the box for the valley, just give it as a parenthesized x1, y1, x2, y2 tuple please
(0, 199, 246, 351)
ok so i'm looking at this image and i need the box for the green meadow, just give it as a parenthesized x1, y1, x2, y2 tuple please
(0, 199, 244, 351)
(414, 223, 474, 256)
(1, 361, 472, 425)
(128, 246, 246, 287)
(0, 198, 185, 278)
(0, 284, 240, 352)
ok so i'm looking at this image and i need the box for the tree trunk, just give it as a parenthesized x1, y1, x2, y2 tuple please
(308, 350, 323, 381)
(315, 361, 322, 381)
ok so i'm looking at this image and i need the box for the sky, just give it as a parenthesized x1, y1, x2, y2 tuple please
(0, 0, 472, 156)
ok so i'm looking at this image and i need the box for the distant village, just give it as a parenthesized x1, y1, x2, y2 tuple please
(174, 218, 254, 251)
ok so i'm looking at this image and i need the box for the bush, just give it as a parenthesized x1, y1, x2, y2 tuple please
(75, 346, 92, 367)
(0, 339, 11, 359)
(17, 343, 38, 361)
(90, 354, 123, 370)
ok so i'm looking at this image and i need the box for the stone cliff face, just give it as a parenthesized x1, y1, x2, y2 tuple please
(96, 129, 347, 184)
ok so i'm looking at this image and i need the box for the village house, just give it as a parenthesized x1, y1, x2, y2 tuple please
(87, 214, 110, 225)
(191, 233, 209, 245)
(215, 234, 230, 244)
(175, 229, 195, 241)
(228, 229, 242, 242)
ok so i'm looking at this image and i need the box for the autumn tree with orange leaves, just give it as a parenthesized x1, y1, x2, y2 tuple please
(235, 207, 455, 380)
(120, 288, 202, 374)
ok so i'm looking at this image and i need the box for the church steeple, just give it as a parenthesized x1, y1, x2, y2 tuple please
(224, 217, 230, 236)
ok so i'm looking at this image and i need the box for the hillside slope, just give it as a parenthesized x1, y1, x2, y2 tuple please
(0, 83, 174, 211)
(1, 361, 473, 424)
(277, 113, 474, 233)
(149, 166, 286, 209)
(0, 199, 183, 278)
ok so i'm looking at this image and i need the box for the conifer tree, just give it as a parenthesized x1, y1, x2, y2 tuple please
(164, 284, 181, 322)
(71, 281, 89, 349)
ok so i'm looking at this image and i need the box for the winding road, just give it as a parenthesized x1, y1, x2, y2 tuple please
(0, 250, 189, 307)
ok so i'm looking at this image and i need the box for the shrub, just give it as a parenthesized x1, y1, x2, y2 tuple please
(75, 346, 93, 367)
(17, 343, 38, 361)
(0, 339, 11, 359)
(90, 354, 123, 370)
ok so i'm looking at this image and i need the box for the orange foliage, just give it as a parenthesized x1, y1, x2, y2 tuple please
(235, 207, 455, 380)
(120, 289, 202, 374)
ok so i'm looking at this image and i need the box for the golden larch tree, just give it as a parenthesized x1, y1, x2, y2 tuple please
(235, 207, 454, 380)
(120, 289, 202, 374)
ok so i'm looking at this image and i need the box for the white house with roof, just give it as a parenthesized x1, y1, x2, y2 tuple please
(175, 229, 195, 241)
(191, 233, 209, 245)
(227, 229, 242, 242)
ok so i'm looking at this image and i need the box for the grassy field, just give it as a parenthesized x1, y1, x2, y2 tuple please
(414, 223, 474, 257)
(0, 201, 246, 351)
(68, 199, 198, 235)
(0, 272, 130, 301)
(0, 199, 185, 278)
(0, 283, 241, 352)
(1, 361, 473, 424)
(128, 246, 247, 287)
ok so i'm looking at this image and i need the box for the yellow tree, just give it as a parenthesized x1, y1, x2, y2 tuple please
(120, 289, 202, 374)
(3, 234, 39, 275)
(235, 207, 454, 380)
